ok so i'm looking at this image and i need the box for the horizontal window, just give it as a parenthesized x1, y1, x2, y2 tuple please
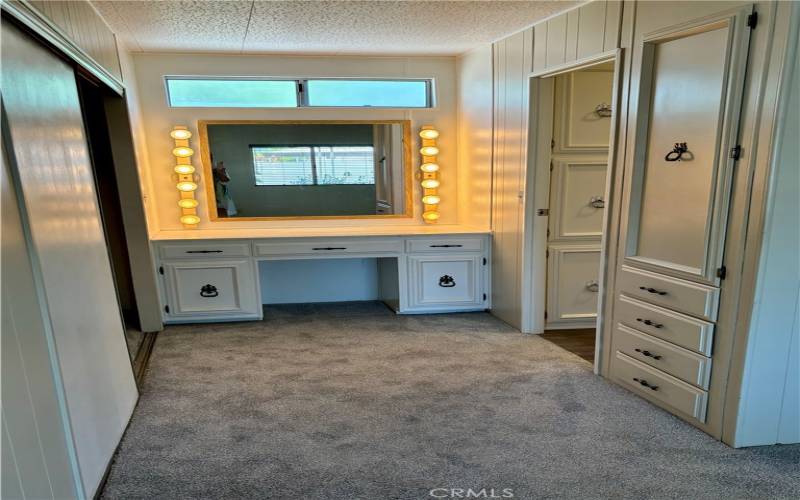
(252, 146, 375, 186)
(165, 77, 432, 108)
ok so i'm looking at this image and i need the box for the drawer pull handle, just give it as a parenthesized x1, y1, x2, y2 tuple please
(186, 250, 223, 254)
(589, 196, 605, 209)
(439, 275, 456, 288)
(585, 280, 599, 292)
(639, 286, 667, 296)
(429, 244, 463, 248)
(633, 377, 658, 391)
(634, 348, 662, 360)
(312, 247, 347, 251)
(665, 142, 690, 162)
(636, 318, 664, 329)
(200, 284, 219, 298)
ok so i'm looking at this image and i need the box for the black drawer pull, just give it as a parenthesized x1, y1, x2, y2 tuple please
(634, 348, 662, 360)
(186, 250, 223, 254)
(312, 247, 347, 251)
(200, 284, 219, 298)
(636, 318, 664, 329)
(429, 244, 463, 248)
(639, 286, 667, 296)
(439, 275, 456, 287)
(633, 377, 658, 391)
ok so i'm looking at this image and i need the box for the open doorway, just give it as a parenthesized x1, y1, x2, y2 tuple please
(523, 54, 620, 368)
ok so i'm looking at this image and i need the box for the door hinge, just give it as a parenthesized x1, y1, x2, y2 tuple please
(537, 208, 549, 216)
(164, 305, 170, 314)
(549, 160, 554, 172)
(717, 266, 727, 280)
(747, 12, 758, 29)
(544, 311, 548, 320)
(546, 249, 550, 258)
(159, 265, 164, 275)
(551, 138, 555, 149)
(546, 228, 550, 238)
(483, 257, 487, 265)
(483, 293, 487, 301)
(730, 145, 742, 160)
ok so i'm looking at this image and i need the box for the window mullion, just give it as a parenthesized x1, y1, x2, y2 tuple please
(298, 79, 309, 107)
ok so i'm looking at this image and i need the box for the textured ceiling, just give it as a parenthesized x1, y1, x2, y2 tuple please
(92, 1, 580, 56)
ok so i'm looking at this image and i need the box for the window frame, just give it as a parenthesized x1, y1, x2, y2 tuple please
(164, 76, 435, 109)
(250, 144, 377, 187)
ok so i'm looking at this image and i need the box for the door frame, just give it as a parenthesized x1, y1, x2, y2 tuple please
(520, 49, 623, 375)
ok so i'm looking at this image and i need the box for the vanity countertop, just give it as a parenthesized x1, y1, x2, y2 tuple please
(149, 225, 492, 241)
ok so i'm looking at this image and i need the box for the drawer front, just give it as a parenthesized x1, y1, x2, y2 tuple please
(407, 255, 485, 309)
(616, 295, 715, 355)
(617, 265, 719, 320)
(405, 237, 484, 253)
(160, 242, 251, 259)
(612, 324, 711, 389)
(611, 352, 708, 422)
(164, 259, 259, 317)
(255, 239, 402, 257)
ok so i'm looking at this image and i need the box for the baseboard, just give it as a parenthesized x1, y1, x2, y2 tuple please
(131, 331, 157, 388)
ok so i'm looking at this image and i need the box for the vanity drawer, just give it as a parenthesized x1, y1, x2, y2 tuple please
(162, 259, 260, 318)
(406, 254, 486, 310)
(612, 324, 711, 389)
(254, 238, 402, 257)
(616, 295, 715, 355)
(611, 352, 708, 422)
(159, 242, 251, 259)
(405, 237, 484, 253)
(617, 265, 719, 320)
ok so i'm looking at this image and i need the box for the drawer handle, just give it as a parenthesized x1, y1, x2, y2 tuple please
(585, 280, 599, 292)
(664, 142, 690, 162)
(200, 284, 219, 298)
(186, 250, 223, 254)
(636, 318, 664, 329)
(639, 286, 667, 296)
(429, 244, 463, 248)
(632, 377, 658, 391)
(634, 348, 662, 360)
(312, 247, 347, 251)
(589, 196, 605, 209)
(439, 275, 456, 288)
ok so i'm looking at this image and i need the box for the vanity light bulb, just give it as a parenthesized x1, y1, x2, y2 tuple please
(422, 211, 440, 222)
(170, 129, 192, 140)
(420, 163, 439, 173)
(419, 129, 439, 140)
(174, 164, 195, 175)
(180, 214, 201, 225)
(173, 146, 194, 158)
(420, 179, 440, 189)
(420, 146, 439, 156)
(178, 198, 199, 209)
(422, 195, 441, 205)
(176, 181, 198, 192)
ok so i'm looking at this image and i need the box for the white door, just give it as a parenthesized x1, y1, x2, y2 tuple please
(163, 259, 260, 318)
(407, 255, 485, 310)
(546, 68, 613, 328)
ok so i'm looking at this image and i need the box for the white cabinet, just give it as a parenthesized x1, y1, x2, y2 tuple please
(406, 254, 487, 312)
(162, 259, 261, 321)
(546, 244, 601, 326)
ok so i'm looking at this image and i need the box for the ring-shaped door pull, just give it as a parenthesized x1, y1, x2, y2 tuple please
(589, 196, 605, 209)
(200, 284, 219, 298)
(585, 280, 599, 292)
(439, 275, 456, 288)
(665, 142, 689, 162)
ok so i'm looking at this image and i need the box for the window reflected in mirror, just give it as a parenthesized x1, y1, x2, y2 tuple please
(199, 121, 411, 219)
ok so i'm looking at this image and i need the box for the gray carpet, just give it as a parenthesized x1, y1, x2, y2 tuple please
(102, 302, 800, 500)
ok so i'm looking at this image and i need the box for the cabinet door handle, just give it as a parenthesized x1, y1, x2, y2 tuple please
(200, 284, 219, 298)
(636, 318, 664, 329)
(634, 348, 662, 360)
(633, 377, 658, 391)
(429, 244, 463, 248)
(312, 247, 347, 251)
(665, 142, 689, 162)
(589, 196, 605, 208)
(585, 280, 599, 292)
(186, 250, 223, 254)
(439, 275, 456, 287)
(639, 286, 667, 296)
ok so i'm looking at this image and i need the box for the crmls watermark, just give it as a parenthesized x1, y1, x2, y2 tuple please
(429, 488, 515, 498)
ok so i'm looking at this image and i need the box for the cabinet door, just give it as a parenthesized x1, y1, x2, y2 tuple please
(621, 9, 752, 284)
(407, 255, 485, 309)
(547, 245, 601, 326)
(163, 259, 259, 318)
(553, 70, 615, 154)
(549, 158, 608, 241)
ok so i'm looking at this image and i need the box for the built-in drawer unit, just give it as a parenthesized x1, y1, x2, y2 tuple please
(611, 352, 708, 423)
(406, 254, 487, 311)
(405, 237, 484, 253)
(159, 242, 251, 259)
(612, 324, 712, 389)
(616, 295, 715, 356)
(617, 265, 719, 321)
(254, 238, 402, 257)
(161, 259, 261, 320)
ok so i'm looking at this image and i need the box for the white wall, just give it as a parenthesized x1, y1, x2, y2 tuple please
(456, 45, 494, 229)
(131, 53, 459, 232)
(260, 259, 379, 304)
(735, 10, 800, 446)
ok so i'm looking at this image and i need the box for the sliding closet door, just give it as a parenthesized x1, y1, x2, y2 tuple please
(1, 21, 137, 498)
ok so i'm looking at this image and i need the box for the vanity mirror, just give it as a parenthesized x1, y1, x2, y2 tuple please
(198, 120, 412, 220)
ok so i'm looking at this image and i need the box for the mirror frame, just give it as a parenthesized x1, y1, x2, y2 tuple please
(197, 119, 413, 221)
